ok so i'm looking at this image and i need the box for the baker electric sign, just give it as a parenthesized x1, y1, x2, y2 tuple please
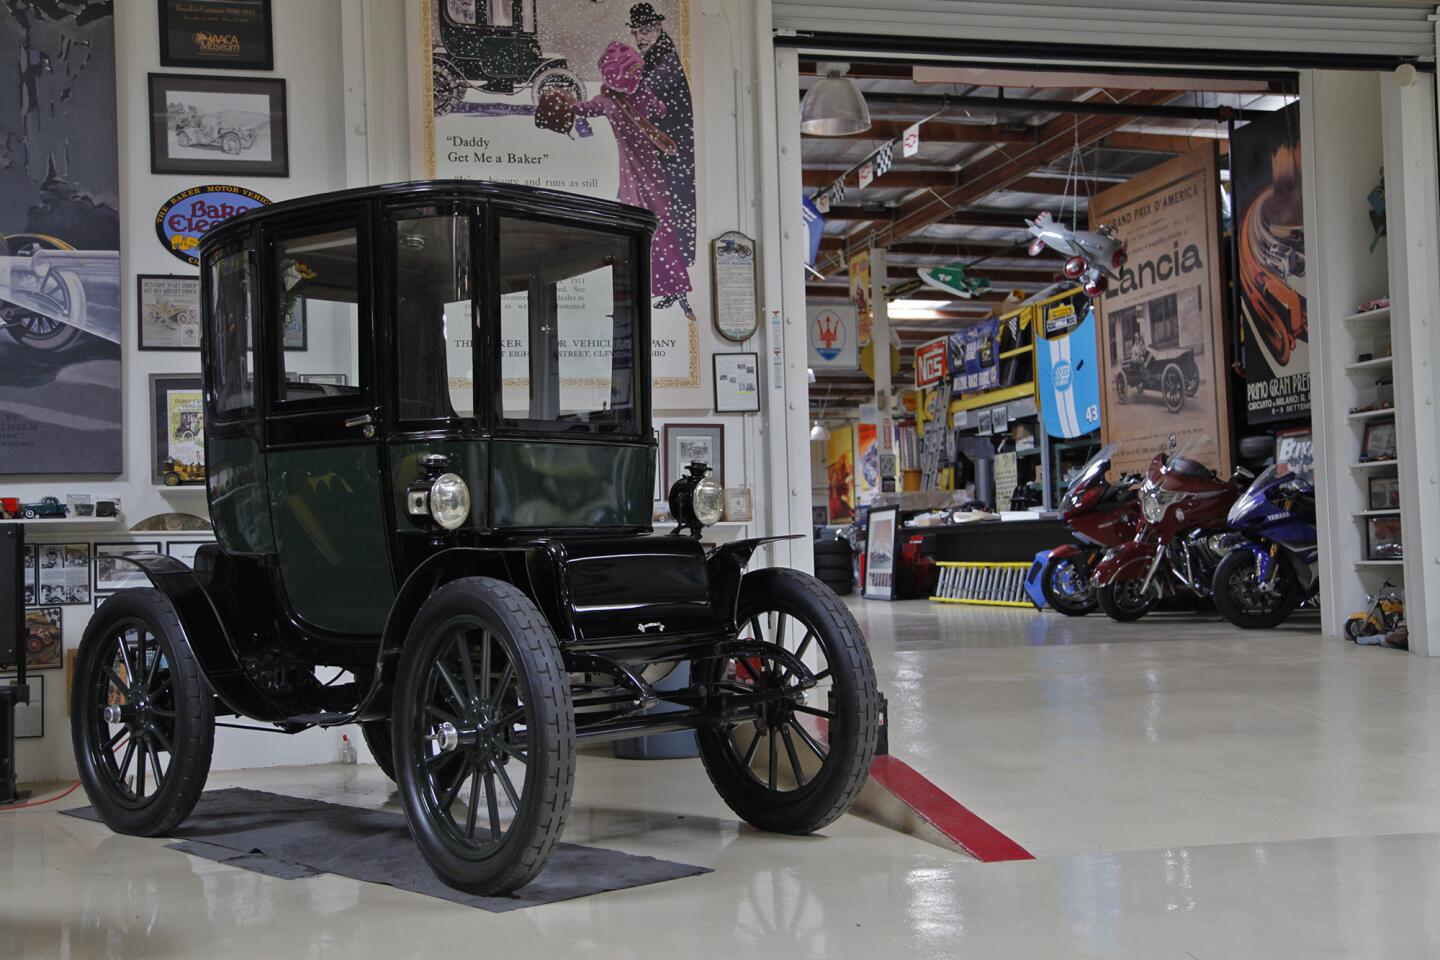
(915, 337, 949, 388)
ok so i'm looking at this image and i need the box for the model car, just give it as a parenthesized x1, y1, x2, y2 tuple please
(431, 0, 583, 114)
(69, 180, 879, 896)
(160, 458, 205, 486)
(1113, 345, 1201, 413)
(20, 496, 67, 519)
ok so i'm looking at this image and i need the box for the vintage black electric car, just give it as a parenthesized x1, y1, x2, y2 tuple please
(70, 181, 879, 895)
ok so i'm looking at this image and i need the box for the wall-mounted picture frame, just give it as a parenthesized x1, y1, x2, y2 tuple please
(1369, 476, 1401, 511)
(24, 606, 62, 670)
(711, 231, 759, 342)
(663, 423, 725, 493)
(149, 73, 288, 177)
(165, 540, 213, 569)
(863, 505, 900, 600)
(94, 543, 163, 596)
(712, 352, 761, 413)
(22, 543, 36, 607)
(138, 274, 202, 350)
(159, 0, 274, 71)
(34, 543, 91, 606)
(722, 488, 753, 523)
(150, 374, 206, 487)
(1361, 419, 1397, 462)
(0, 674, 42, 738)
(298, 373, 346, 385)
(1367, 515, 1404, 560)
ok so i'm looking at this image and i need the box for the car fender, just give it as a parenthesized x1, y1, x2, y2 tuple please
(706, 535, 805, 631)
(1093, 541, 1159, 586)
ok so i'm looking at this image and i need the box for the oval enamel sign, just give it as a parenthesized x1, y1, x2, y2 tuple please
(155, 184, 271, 265)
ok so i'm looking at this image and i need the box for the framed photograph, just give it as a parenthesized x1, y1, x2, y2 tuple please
(283, 297, 307, 350)
(1361, 420, 1397, 462)
(722, 488, 753, 523)
(159, 0, 273, 70)
(663, 424, 724, 492)
(35, 543, 90, 606)
(863, 505, 900, 600)
(1369, 477, 1401, 511)
(713, 353, 761, 413)
(812, 505, 828, 527)
(22, 544, 36, 607)
(24, 607, 62, 670)
(299, 373, 346, 385)
(94, 543, 163, 595)
(0, 674, 42, 738)
(150, 374, 206, 486)
(165, 540, 212, 569)
(148, 73, 288, 177)
(138, 274, 202, 350)
(1367, 516, 1404, 560)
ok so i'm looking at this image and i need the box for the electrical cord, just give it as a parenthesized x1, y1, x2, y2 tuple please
(0, 779, 82, 811)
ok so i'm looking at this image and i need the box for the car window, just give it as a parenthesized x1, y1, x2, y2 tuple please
(446, 0, 476, 24)
(272, 225, 365, 403)
(497, 217, 637, 434)
(207, 244, 254, 417)
(394, 210, 476, 421)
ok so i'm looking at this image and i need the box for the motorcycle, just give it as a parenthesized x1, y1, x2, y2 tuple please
(1345, 581, 1405, 646)
(1093, 436, 1247, 622)
(1042, 443, 1143, 616)
(1212, 464, 1317, 628)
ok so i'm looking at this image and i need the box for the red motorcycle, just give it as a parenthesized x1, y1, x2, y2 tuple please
(1093, 437, 1248, 622)
(1042, 443, 1143, 616)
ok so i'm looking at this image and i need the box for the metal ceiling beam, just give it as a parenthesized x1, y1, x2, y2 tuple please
(815, 90, 1247, 123)
(802, 119, 1039, 144)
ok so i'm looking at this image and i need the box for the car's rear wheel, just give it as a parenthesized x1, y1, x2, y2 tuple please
(70, 589, 214, 835)
(361, 720, 396, 782)
(696, 569, 878, 835)
(1162, 364, 1185, 413)
(1113, 372, 1128, 404)
(393, 577, 574, 895)
(433, 57, 467, 116)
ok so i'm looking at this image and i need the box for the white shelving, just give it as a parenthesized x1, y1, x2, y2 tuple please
(1356, 559, 1404, 568)
(1345, 356, 1394, 374)
(1354, 509, 1402, 519)
(1347, 407, 1396, 422)
(0, 516, 124, 529)
(1342, 305, 1391, 325)
(1349, 459, 1399, 472)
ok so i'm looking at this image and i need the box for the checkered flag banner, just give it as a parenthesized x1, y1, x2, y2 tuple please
(828, 180, 846, 204)
(874, 140, 895, 178)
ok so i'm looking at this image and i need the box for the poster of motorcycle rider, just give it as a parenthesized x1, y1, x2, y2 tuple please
(1232, 103, 1309, 425)
(414, 0, 706, 406)
(1090, 145, 1233, 479)
(0, 2, 122, 474)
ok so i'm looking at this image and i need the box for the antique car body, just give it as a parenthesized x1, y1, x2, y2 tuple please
(21, 496, 67, 519)
(0, 233, 121, 353)
(1113, 344, 1201, 414)
(432, 0, 584, 114)
(69, 180, 878, 896)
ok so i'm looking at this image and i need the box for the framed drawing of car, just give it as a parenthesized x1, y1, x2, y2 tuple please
(148, 73, 288, 177)
(663, 423, 724, 493)
(138, 274, 202, 350)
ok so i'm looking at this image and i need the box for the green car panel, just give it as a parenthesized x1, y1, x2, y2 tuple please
(489, 438, 652, 530)
(207, 434, 276, 556)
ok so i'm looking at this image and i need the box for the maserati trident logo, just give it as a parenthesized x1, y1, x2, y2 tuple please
(637, 622, 666, 633)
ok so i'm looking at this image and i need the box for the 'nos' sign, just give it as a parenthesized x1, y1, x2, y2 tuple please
(915, 337, 948, 388)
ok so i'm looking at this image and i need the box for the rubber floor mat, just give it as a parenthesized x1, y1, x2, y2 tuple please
(66, 787, 709, 911)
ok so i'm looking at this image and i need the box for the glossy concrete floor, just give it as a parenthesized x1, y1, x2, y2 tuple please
(6, 601, 1440, 959)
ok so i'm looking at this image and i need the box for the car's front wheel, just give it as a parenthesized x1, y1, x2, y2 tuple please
(696, 569, 878, 835)
(393, 577, 575, 895)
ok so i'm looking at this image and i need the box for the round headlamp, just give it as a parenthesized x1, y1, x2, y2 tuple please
(668, 460, 722, 537)
(693, 476, 724, 526)
(429, 473, 471, 530)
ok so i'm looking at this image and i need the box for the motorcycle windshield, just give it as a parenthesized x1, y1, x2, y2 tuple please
(1230, 464, 1280, 525)
(1162, 434, 1215, 482)
(1064, 443, 1121, 500)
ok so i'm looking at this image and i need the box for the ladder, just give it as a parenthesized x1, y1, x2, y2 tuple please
(919, 380, 951, 490)
(931, 561, 1032, 607)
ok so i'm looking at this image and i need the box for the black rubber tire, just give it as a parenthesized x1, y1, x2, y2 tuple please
(818, 573, 854, 596)
(813, 540, 852, 558)
(1212, 550, 1300, 629)
(70, 589, 214, 836)
(1041, 555, 1097, 616)
(696, 568, 878, 835)
(814, 557, 852, 575)
(1097, 578, 1159, 622)
(393, 577, 575, 895)
(361, 720, 396, 782)
(1345, 616, 1378, 642)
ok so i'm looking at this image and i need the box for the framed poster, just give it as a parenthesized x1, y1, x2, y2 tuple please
(663, 423, 724, 492)
(0, 674, 42, 738)
(1361, 420, 1397, 462)
(1092, 145, 1232, 479)
(711, 231, 758, 341)
(1367, 516, 1403, 560)
(1369, 477, 1401, 510)
(0, 4, 122, 476)
(863, 505, 899, 600)
(722, 488, 753, 522)
(34, 543, 91, 606)
(165, 540, 212, 569)
(22, 544, 36, 607)
(148, 73, 288, 177)
(94, 543, 163, 595)
(24, 607, 62, 670)
(138, 274, 202, 350)
(713, 353, 760, 413)
(150, 375, 206, 486)
(159, 0, 274, 70)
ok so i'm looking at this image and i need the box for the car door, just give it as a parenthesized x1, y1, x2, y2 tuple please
(260, 207, 396, 635)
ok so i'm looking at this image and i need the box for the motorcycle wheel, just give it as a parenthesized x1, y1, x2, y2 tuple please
(1041, 555, 1097, 616)
(1344, 616, 1381, 642)
(1161, 364, 1185, 413)
(1097, 578, 1158, 622)
(1213, 550, 1299, 629)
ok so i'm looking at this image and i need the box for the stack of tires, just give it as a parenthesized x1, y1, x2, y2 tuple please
(814, 538, 855, 596)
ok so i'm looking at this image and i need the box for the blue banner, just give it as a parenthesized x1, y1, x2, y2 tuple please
(948, 319, 999, 395)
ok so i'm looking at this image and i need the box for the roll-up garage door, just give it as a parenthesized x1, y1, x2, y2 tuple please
(773, 0, 1436, 68)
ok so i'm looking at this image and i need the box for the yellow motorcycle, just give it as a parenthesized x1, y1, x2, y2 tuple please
(1345, 581, 1405, 645)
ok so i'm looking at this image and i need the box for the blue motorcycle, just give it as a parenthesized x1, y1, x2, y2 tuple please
(1212, 464, 1317, 628)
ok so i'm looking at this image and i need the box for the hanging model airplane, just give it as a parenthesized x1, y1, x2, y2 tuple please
(917, 261, 993, 299)
(1023, 211, 1127, 299)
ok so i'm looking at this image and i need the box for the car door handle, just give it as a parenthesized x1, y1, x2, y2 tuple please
(345, 414, 375, 438)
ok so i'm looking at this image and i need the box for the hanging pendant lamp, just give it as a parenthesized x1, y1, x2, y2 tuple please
(800, 64, 871, 137)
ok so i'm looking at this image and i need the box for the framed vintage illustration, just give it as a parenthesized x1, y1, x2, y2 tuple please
(148, 73, 288, 177)
(711, 231, 759, 342)
(1369, 476, 1401, 511)
(22, 543, 36, 607)
(150, 374, 206, 486)
(24, 606, 62, 670)
(663, 423, 724, 493)
(159, 0, 274, 70)
(722, 488, 753, 523)
(34, 543, 91, 606)
(1361, 420, 1397, 462)
(712, 352, 761, 413)
(165, 540, 212, 569)
(1367, 516, 1404, 561)
(138, 274, 202, 350)
(94, 543, 163, 596)
(0, 674, 42, 738)
(863, 505, 900, 600)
